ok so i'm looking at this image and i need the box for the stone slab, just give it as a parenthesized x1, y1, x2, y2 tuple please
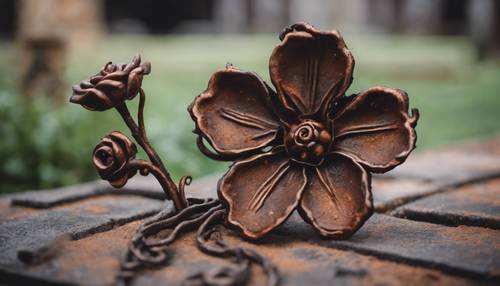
(8, 175, 443, 215)
(4, 220, 491, 286)
(272, 213, 500, 279)
(392, 178, 500, 229)
(382, 140, 500, 185)
(2, 137, 500, 285)
(371, 177, 444, 212)
(9, 181, 110, 208)
(0, 195, 164, 271)
(9, 177, 168, 209)
(9, 174, 218, 209)
(9, 173, 443, 215)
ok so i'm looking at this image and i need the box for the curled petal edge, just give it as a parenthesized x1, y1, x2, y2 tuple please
(188, 67, 280, 159)
(270, 22, 355, 116)
(70, 87, 114, 111)
(333, 86, 419, 173)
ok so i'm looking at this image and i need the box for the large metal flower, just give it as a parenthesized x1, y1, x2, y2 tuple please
(189, 23, 419, 240)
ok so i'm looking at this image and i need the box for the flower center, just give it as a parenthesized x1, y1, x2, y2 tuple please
(96, 148, 114, 167)
(295, 125, 314, 144)
(284, 120, 333, 166)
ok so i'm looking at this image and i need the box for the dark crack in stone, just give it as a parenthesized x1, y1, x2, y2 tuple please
(392, 178, 500, 229)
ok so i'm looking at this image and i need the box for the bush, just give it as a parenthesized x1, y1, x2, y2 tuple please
(0, 94, 116, 193)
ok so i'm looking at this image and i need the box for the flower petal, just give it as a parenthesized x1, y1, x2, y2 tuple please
(299, 153, 372, 239)
(189, 67, 281, 158)
(141, 62, 151, 75)
(333, 86, 419, 172)
(95, 79, 126, 91)
(89, 75, 103, 85)
(108, 131, 137, 158)
(102, 70, 128, 82)
(93, 144, 114, 175)
(69, 87, 114, 111)
(269, 23, 354, 116)
(123, 54, 141, 73)
(219, 149, 307, 239)
(126, 67, 144, 99)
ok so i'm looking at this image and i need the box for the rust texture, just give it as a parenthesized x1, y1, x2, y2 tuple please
(70, 23, 419, 285)
(189, 22, 419, 240)
(70, 54, 280, 284)
(5, 138, 500, 285)
(119, 198, 279, 286)
(70, 55, 187, 210)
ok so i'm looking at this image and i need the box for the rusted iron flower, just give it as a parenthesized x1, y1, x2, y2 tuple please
(93, 131, 137, 188)
(190, 23, 419, 239)
(70, 55, 151, 111)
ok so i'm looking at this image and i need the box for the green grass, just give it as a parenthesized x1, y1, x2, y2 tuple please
(1, 34, 499, 192)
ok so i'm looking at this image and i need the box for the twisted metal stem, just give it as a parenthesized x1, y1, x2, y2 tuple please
(128, 159, 185, 213)
(137, 88, 147, 139)
(114, 88, 187, 209)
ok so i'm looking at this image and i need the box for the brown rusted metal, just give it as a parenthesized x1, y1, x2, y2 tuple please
(71, 22, 419, 285)
(92, 131, 138, 188)
(70, 55, 186, 210)
(70, 55, 150, 111)
(119, 198, 221, 274)
(189, 22, 419, 240)
(192, 209, 280, 286)
(70, 54, 280, 285)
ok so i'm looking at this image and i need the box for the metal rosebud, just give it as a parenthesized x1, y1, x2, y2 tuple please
(70, 55, 151, 111)
(92, 131, 138, 188)
(284, 120, 333, 166)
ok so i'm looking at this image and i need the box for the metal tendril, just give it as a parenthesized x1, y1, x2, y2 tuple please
(71, 21, 422, 281)
(118, 198, 279, 286)
(70, 54, 278, 285)
(188, 209, 280, 286)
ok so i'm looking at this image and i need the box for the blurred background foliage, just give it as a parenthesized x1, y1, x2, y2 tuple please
(0, 0, 499, 193)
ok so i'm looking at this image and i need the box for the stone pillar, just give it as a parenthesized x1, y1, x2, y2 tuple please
(289, 0, 334, 29)
(250, 0, 290, 33)
(402, 0, 441, 34)
(289, 0, 369, 32)
(366, 0, 408, 34)
(469, 0, 500, 59)
(213, 0, 249, 33)
(332, 0, 370, 33)
(17, 0, 104, 100)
